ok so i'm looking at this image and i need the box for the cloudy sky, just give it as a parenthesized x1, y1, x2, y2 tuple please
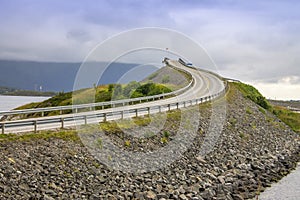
(0, 0, 299, 100)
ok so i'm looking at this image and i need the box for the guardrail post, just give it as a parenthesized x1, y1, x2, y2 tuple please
(196, 99, 198, 104)
(183, 102, 186, 108)
(61, 118, 64, 129)
(176, 103, 179, 109)
(84, 116, 87, 125)
(41, 112, 44, 117)
(148, 107, 150, 115)
(60, 110, 62, 115)
(168, 104, 171, 111)
(89, 107, 92, 111)
(103, 113, 107, 122)
(121, 111, 124, 119)
(75, 108, 78, 113)
(1, 123, 4, 134)
(159, 106, 161, 113)
(135, 109, 138, 117)
(34, 121, 37, 133)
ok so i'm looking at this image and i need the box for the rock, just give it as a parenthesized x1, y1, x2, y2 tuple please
(179, 194, 188, 200)
(146, 191, 156, 199)
(196, 156, 207, 163)
(218, 176, 226, 184)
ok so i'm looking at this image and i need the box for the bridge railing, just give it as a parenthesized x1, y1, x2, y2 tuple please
(0, 62, 194, 118)
(0, 84, 227, 134)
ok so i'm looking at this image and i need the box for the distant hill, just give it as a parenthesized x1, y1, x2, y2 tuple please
(0, 60, 157, 92)
(0, 86, 56, 97)
(142, 66, 190, 90)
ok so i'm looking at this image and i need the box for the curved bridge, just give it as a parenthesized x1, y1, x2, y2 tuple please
(0, 59, 226, 134)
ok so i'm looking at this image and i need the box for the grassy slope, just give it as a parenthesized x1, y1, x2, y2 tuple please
(14, 82, 173, 117)
(232, 82, 300, 133)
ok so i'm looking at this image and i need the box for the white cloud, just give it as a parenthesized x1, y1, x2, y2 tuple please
(251, 82, 300, 100)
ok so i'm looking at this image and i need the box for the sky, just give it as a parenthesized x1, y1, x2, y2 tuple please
(0, 0, 299, 100)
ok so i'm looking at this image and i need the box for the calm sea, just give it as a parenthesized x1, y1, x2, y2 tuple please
(0, 95, 49, 111)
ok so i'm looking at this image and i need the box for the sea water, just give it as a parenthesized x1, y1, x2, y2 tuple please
(0, 95, 49, 111)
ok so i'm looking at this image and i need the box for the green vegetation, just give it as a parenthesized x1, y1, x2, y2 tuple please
(163, 131, 170, 138)
(246, 107, 253, 114)
(160, 137, 168, 144)
(162, 75, 170, 83)
(96, 138, 103, 149)
(147, 72, 159, 80)
(232, 82, 271, 109)
(15, 81, 172, 117)
(124, 140, 131, 147)
(0, 130, 79, 142)
(231, 82, 300, 133)
(272, 106, 300, 132)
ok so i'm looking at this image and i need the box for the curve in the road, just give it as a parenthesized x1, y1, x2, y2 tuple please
(0, 59, 226, 133)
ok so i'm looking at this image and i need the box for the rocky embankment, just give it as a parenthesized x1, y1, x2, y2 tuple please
(0, 84, 299, 199)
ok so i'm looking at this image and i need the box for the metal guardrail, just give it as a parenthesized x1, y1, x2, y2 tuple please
(0, 63, 194, 117)
(0, 60, 228, 134)
(0, 86, 227, 134)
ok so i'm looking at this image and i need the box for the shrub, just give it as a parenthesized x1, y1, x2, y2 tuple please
(160, 137, 168, 144)
(163, 131, 170, 138)
(124, 140, 131, 147)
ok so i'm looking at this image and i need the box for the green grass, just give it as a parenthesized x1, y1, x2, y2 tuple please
(124, 140, 131, 147)
(246, 107, 253, 114)
(0, 130, 79, 142)
(272, 106, 300, 132)
(232, 82, 271, 109)
(160, 137, 168, 144)
(230, 82, 300, 133)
